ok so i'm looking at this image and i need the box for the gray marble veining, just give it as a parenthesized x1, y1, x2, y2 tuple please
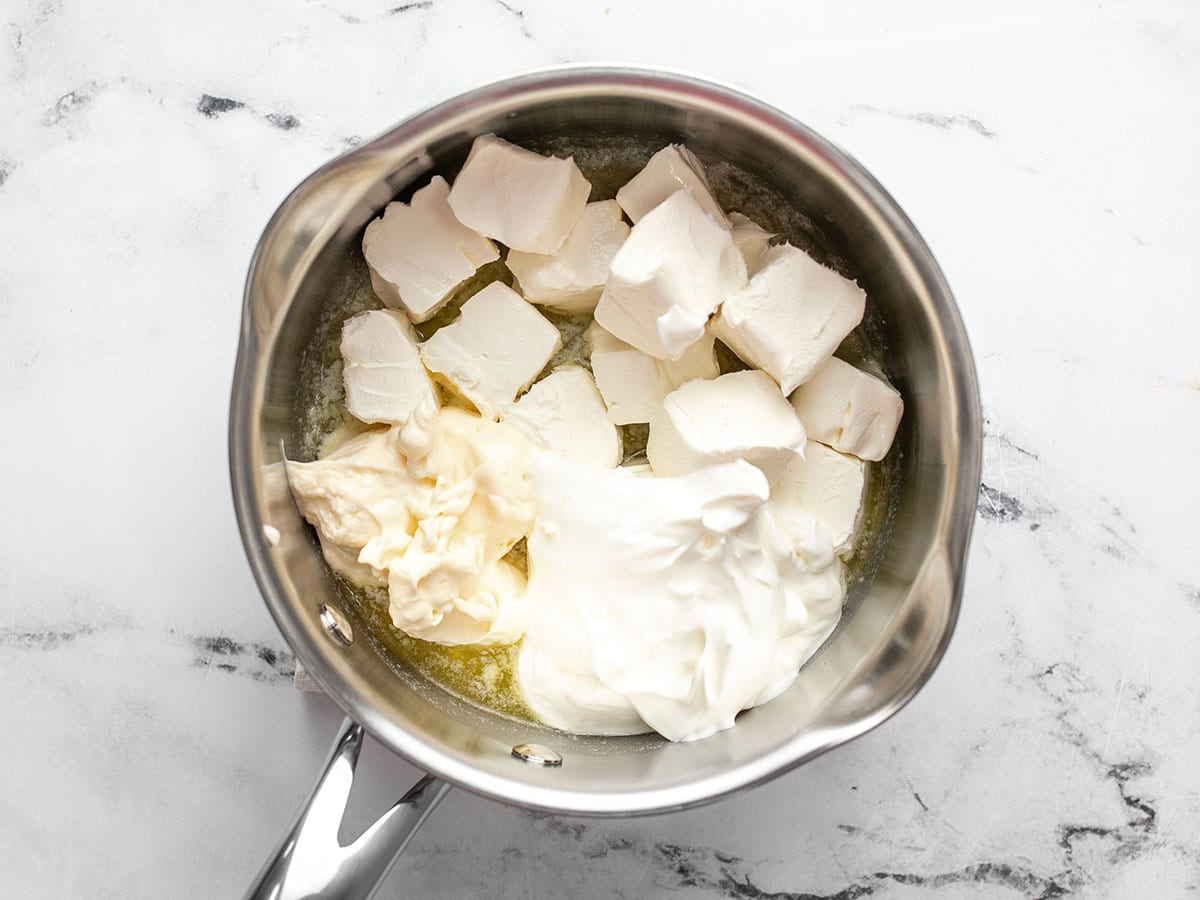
(2, 0, 1198, 897)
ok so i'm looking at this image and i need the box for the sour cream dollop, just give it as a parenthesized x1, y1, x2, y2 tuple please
(517, 454, 845, 742)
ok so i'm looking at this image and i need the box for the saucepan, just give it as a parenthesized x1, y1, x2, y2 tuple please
(229, 66, 982, 899)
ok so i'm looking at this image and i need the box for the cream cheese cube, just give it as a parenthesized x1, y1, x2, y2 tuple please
(447, 134, 591, 254)
(711, 244, 866, 395)
(420, 282, 562, 420)
(586, 321, 627, 356)
(501, 367, 622, 468)
(588, 323, 718, 425)
(506, 201, 630, 314)
(789, 357, 903, 461)
(728, 211, 774, 276)
(621, 463, 655, 477)
(589, 326, 666, 426)
(661, 333, 721, 391)
(615, 144, 727, 225)
(340, 310, 436, 426)
(362, 176, 499, 323)
(594, 190, 747, 361)
(772, 441, 866, 554)
(647, 370, 806, 482)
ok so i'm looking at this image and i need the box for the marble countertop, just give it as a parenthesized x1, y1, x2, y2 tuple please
(3, 1, 1199, 897)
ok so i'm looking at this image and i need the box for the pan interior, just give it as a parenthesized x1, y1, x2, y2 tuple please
(238, 74, 974, 810)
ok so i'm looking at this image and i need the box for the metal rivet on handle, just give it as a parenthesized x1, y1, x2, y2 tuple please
(319, 604, 354, 646)
(511, 743, 563, 767)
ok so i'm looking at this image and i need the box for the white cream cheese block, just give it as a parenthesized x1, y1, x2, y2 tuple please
(339, 309, 436, 426)
(588, 323, 719, 425)
(711, 244, 866, 394)
(594, 190, 746, 361)
(501, 366, 622, 467)
(419, 282, 562, 420)
(447, 134, 591, 254)
(506, 200, 630, 314)
(361, 176, 499, 323)
(621, 462, 655, 476)
(788, 356, 903, 462)
(647, 369, 806, 483)
(615, 144, 727, 225)
(728, 211, 774, 276)
(772, 440, 866, 554)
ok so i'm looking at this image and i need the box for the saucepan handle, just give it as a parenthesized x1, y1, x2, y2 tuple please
(244, 717, 450, 900)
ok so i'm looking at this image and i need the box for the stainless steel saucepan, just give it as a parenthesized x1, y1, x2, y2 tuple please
(229, 67, 982, 899)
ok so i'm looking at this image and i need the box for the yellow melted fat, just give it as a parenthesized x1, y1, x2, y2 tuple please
(344, 580, 536, 721)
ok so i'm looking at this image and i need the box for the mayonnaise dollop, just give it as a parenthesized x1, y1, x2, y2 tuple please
(517, 454, 845, 742)
(286, 398, 534, 645)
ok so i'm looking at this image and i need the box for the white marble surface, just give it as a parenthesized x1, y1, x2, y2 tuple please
(3, 1, 1199, 897)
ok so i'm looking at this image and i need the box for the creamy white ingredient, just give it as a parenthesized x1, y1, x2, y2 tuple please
(594, 190, 746, 361)
(621, 463, 655, 477)
(501, 366, 622, 467)
(711, 244, 866, 394)
(588, 322, 719, 425)
(789, 356, 904, 462)
(506, 200, 630, 313)
(728, 211, 775, 276)
(361, 176, 498, 323)
(340, 310, 435, 426)
(447, 134, 591, 254)
(615, 143, 727, 225)
(517, 454, 845, 741)
(773, 441, 866, 554)
(419, 282, 562, 420)
(647, 370, 806, 483)
(286, 402, 534, 645)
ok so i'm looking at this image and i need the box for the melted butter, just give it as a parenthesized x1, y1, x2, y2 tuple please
(338, 579, 538, 722)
